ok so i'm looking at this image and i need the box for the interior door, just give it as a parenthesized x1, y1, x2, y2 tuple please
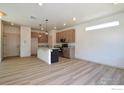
(31, 38, 38, 56)
(4, 33, 20, 57)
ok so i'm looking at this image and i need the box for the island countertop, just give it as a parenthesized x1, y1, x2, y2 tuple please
(37, 47, 59, 64)
(38, 46, 59, 50)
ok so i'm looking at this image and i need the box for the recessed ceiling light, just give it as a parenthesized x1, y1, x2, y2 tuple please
(73, 17, 76, 21)
(54, 27, 57, 29)
(38, 3, 43, 6)
(64, 23, 66, 26)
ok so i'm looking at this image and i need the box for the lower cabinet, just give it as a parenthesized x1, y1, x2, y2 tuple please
(62, 47, 75, 58)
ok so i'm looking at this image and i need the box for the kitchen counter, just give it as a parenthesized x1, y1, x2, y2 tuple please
(37, 47, 59, 64)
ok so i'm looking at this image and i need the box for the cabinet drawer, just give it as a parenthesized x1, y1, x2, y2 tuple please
(62, 48, 75, 58)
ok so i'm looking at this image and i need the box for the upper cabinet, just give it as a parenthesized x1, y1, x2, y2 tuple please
(38, 33, 48, 43)
(56, 32, 60, 43)
(56, 29, 75, 43)
(31, 32, 38, 38)
(31, 32, 48, 43)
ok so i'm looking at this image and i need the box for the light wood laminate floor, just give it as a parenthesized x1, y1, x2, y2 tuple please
(0, 57, 124, 85)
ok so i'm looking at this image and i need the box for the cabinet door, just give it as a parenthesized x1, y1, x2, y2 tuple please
(59, 32, 62, 42)
(68, 29, 75, 43)
(67, 30, 72, 43)
(38, 33, 43, 43)
(56, 29, 75, 43)
(64, 30, 69, 43)
(59, 31, 67, 42)
(42, 33, 48, 43)
(31, 32, 38, 38)
(56, 33, 58, 43)
(60, 31, 64, 40)
(63, 48, 70, 58)
(56, 32, 60, 43)
(62, 31, 66, 39)
(38, 33, 48, 43)
(44, 34, 48, 43)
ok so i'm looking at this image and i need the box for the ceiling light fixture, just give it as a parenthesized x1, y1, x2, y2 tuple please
(0, 11, 6, 19)
(38, 3, 43, 6)
(39, 18, 49, 35)
(64, 23, 66, 26)
(45, 19, 48, 35)
(85, 21, 119, 31)
(73, 17, 76, 21)
(54, 27, 57, 29)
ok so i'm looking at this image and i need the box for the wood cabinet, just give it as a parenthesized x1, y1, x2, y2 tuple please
(56, 32, 60, 43)
(31, 32, 38, 38)
(56, 29, 75, 43)
(62, 47, 75, 58)
(31, 32, 48, 43)
(38, 33, 48, 43)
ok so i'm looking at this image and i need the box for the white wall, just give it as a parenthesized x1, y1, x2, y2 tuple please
(20, 26, 31, 57)
(60, 12, 124, 68)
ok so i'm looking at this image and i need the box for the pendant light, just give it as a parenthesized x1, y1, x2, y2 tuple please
(45, 19, 48, 35)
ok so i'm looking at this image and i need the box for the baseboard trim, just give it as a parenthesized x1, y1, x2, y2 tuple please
(75, 57, 124, 69)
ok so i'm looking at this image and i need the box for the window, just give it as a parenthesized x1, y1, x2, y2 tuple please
(85, 21, 119, 31)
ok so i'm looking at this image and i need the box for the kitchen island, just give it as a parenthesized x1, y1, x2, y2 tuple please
(37, 47, 59, 64)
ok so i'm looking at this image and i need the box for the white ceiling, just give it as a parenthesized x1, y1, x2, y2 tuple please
(0, 3, 124, 31)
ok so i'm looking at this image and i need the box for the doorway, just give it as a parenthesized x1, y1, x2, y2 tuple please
(4, 33, 20, 57)
(3, 24, 20, 58)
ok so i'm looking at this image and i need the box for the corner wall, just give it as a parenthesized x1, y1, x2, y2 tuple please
(59, 12, 124, 68)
